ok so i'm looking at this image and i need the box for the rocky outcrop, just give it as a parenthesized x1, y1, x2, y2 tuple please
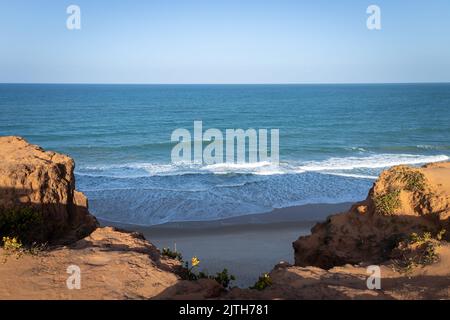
(226, 242, 450, 300)
(293, 162, 450, 269)
(0, 136, 98, 243)
(0, 226, 222, 299)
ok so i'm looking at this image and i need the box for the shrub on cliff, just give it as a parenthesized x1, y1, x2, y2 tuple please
(0, 207, 46, 245)
(161, 247, 183, 261)
(373, 189, 401, 215)
(392, 229, 447, 273)
(250, 273, 272, 291)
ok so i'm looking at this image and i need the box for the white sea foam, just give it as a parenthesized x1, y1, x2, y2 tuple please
(296, 154, 449, 171)
(77, 154, 449, 178)
(203, 161, 285, 175)
(320, 172, 379, 180)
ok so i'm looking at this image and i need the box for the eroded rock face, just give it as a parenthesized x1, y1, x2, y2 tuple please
(0, 136, 98, 243)
(293, 163, 450, 269)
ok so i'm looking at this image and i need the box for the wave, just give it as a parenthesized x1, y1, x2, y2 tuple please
(296, 154, 449, 171)
(78, 153, 449, 225)
(84, 171, 373, 225)
(320, 172, 379, 180)
(66, 141, 176, 152)
(77, 153, 449, 178)
(203, 161, 285, 175)
(416, 145, 450, 151)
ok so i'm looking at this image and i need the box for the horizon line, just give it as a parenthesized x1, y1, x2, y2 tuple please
(1, 81, 450, 86)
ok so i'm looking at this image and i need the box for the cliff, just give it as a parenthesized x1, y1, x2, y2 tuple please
(0, 136, 98, 243)
(293, 162, 450, 268)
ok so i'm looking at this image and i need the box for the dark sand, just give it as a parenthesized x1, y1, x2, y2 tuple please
(101, 202, 352, 287)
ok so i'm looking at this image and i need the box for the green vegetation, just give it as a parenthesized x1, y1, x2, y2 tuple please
(183, 256, 201, 280)
(197, 268, 236, 289)
(250, 273, 272, 291)
(398, 169, 426, 192)
(211, 268, 236, 289)
(161, 247, 183, 261)
(0, 207, 45, 245)
(0, 207, 49, 262)
(373, 189, 401, 215)
(396, 229, 446, 273)
(161, 249, 237, 288)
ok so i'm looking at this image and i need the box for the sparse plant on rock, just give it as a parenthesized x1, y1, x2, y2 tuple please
(396, 168, 426, 192)
(250, 273, 272, 291)
(392, 229, 446, 273)
(2, 236, 22, 251)
(212, 268, 236, 289)
(2, 236, 23, 262)
(373, 189, 401, 215)
(1, 235, 47, 263)
(161, 247, 183, 261)
(169, 252, 237, 288)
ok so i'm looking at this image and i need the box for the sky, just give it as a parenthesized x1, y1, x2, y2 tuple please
(0, 0, 449, 84)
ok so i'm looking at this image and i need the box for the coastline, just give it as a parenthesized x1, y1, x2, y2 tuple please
(99, 202, 352, 287)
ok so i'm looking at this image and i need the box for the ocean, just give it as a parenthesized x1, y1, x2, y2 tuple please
(1, 83, 449, 225)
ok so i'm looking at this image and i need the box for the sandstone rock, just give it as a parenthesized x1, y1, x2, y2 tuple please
(0, 226, 221, 299)
(0, 136, 98, 243)
(293, 162, 450, 269)
(226, 243, 450, 300)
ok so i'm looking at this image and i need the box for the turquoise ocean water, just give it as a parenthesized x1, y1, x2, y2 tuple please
(1, 84, 449, 225)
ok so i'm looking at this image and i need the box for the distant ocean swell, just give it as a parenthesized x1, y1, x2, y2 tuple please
(77, 153, 449, 225)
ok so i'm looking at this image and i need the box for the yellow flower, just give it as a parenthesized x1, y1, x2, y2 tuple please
(191, 256, 200, 267)
(2, 236, 22, 250)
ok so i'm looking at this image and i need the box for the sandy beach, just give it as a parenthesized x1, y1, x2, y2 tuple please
(100, 202, 352, 287)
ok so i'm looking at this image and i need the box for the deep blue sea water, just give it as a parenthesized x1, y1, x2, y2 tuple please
(1, 84, 449, 225)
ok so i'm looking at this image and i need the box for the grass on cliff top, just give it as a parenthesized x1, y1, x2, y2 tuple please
(396, 169, 426, 193)
(373, 189, 401, 215)
(374, 168, 426, 216)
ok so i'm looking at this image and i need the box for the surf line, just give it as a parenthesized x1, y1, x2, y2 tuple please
(171, 121, 279, 166)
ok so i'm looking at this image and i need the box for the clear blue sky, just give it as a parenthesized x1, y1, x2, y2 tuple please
(0, 0, 449, 83)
